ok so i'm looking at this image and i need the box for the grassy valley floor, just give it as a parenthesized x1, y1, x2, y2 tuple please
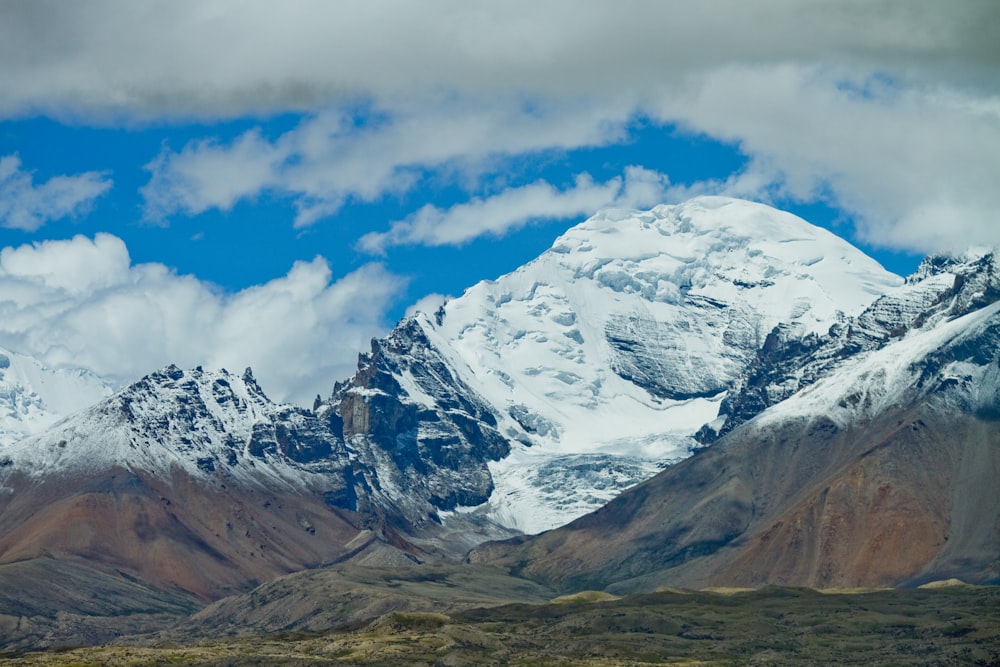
(2, 583, 998, 666)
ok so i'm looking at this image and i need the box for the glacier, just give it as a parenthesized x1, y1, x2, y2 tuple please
(0, 347, 113, 447)
(345, 196, 903, 533)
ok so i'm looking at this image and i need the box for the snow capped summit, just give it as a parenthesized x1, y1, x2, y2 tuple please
(341, 197, 903, 532)
(547, 196, 895, 329)
(0, 348, 113, 447)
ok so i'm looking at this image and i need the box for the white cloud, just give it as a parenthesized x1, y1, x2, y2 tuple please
(359, 166, 672, 251)
(2, 1, 997, 254)
(141, 98, 632, 226)
(142, 130, 289, 220)
(0, 154, 112, 230)
(651, 65, 1000, 254)
(405, 293, 449, 320)
(0, 234, 404, 405)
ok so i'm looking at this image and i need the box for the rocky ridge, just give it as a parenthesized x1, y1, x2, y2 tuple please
(703, 249, 1000, 441)
(0, 359, 525, 608)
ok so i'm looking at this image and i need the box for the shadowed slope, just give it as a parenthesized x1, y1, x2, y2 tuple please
(0, 558, 199, 651)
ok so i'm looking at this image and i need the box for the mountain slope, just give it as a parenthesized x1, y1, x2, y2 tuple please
(470, 252, 1000, 591)
(0, 558, 200, 651)
(0, 367, 367, 601)
(326, 196, 901, 532)
(0, 361, 523, 605)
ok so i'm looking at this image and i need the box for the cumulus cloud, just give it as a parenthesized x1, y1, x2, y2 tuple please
(0, 234, 404, 405)
(0, 155, 112, 230)
(359, 166, 672, 252)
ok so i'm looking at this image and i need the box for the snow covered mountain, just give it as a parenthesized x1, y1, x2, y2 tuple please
(708, 249, 1000, 440)
(326, 196, 902, 532)
(3, 195, 997, 624)
(0, 198, 903, 540)
(750, 249, 1000, 432)
(1, 365, 352, 488)
(473, 248, 1000, 591)
(0, 362, 519, 601)
(0, 347, 112, 447)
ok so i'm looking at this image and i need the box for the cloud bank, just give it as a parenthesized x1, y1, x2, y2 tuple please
(141, 99, 631, 226)
(85, 1, 998, 255)
(0, 234, 403, 405)
(1, 1, 994, 120)
(654, 66, 1000, 254)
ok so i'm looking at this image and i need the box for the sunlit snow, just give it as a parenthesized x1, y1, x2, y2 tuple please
(413, 196, 902, 532)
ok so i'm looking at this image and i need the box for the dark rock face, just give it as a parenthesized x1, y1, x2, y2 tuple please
(246, 409, 335, 464)
(327, 318, 511, 514)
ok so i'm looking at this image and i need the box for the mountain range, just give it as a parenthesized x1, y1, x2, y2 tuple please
(0, 196, 996, 650)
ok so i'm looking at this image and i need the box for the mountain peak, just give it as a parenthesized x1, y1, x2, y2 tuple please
(355, 198, 905, 532)
(241, 366, 269, 400)
(908, 247, 996, 283)
(544, 197, 900, 322)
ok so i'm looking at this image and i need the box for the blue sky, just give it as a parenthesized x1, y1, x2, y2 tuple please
(0, 115, 758, 302)
(0, 1, 997, 405)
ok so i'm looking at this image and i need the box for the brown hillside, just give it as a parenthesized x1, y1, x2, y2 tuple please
(0, 466, 373, 601)
(471, 403, 1000, 592)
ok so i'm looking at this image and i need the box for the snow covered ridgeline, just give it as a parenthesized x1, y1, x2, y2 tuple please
(0, 364, 355, 494)
(749, 250, 1000, 432)
(361, 197, 903, 533)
